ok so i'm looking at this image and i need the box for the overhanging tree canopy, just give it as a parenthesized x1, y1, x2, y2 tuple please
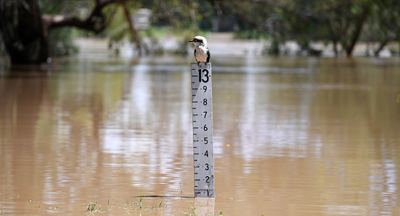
(0, 0, 127, 64)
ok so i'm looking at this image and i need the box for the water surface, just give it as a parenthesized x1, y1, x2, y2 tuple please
(0, 56, 399, 215)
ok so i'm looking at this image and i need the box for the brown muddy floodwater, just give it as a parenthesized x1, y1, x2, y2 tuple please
(0, 55, 400, 215)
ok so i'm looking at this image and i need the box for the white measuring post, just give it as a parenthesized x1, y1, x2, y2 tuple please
(191, 62, 215, 198)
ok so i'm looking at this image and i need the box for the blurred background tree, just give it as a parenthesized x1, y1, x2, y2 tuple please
(0, 0, 122, 64)
(363, 0, 400, 56)
(0, 0, 399, 64)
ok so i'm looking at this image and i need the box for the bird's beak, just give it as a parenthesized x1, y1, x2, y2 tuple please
(188, 40, 194, 43)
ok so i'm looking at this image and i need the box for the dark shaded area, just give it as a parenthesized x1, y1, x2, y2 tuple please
(0, 0, 47, 64)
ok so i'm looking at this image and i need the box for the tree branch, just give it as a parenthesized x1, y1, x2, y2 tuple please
(345, 6, 370, 56)
(374, 40, 389, 57)
(42, 0, 122, 33)
(325, 19, 339, 57)
(42, 14, 104, 33)
(120, 0, 142, 55)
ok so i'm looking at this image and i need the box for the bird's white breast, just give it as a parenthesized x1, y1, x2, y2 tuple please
(195, 45, 209, 63)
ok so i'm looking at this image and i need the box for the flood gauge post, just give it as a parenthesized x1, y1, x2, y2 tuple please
(191, 62, 215, 198)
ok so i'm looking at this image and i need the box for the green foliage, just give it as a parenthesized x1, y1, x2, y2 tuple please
(234, 30, 268, 40)
(262, 38, 280, 56)
(233, 0, 399, 56)
(389, 40, 400, 57)
(39, 0, 93, 16)
(103, 0, 208, 55)
(28, 0, 400, 57)
(48, 28, 79, 57)
(362, 0, 400, 55)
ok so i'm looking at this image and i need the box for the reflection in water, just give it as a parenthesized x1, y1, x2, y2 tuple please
(0, 56, 399, 215)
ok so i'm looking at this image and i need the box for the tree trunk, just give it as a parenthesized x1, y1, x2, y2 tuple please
(0, 0, 48, 64)
(345, 7, 370, 57)
(374, 40, 388, 57)
(326, 19, 339, 57)
(120, 0, 142, 55)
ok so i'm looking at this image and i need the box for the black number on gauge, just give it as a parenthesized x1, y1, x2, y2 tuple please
(198, 69, 210, 83)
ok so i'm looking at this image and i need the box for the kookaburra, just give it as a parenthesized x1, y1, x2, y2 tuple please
(188, 36, 210, 65)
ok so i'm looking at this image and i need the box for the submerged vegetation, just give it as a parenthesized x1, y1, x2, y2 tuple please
(86, 202, 106, 214)
(84, 196, 166, 215)
(82, 196, 227, 215)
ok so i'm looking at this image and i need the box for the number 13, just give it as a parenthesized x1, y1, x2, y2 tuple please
(198, 69, 209, 83)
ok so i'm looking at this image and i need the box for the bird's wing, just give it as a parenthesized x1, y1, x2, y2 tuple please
(206, 50, 210, 63)
(194, 49, 197, 62)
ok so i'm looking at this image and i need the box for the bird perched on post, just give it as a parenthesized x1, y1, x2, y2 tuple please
(188, 36, 210, 66)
